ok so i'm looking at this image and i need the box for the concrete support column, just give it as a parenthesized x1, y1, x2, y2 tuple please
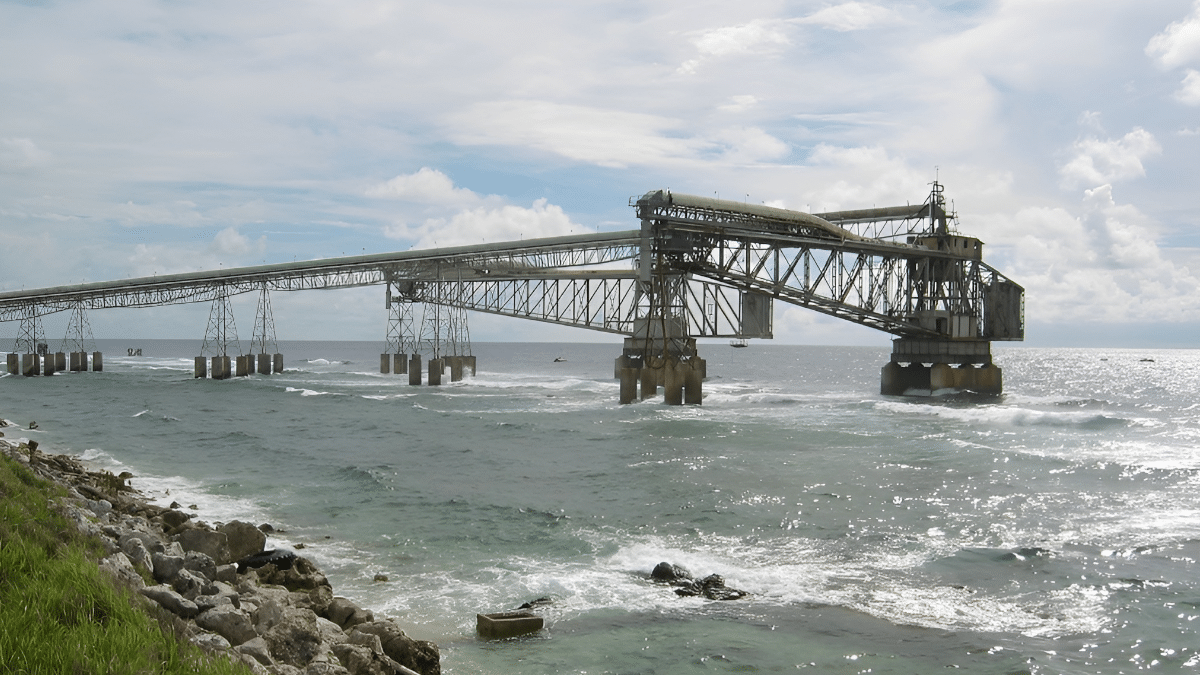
(42, 356, 55, 376)
(257, 353, 271, 375)
(618, 366, 640, 404)
(974, 364, 1002, 394)
(664, 360, 684, 405)
(54, 352, 66, 372)
(273, 353, 284, 374)
(408, 355, 422, 385)
(379, 353, 391, 374)
(8, 353, 20, 375)
(194, 356, 207, 379)
(465, 355, 477, 376)
(683, 360, 703, 405)
(930, 363, 955, 392)
(212, 356, 230, 380)
(640, 358, 660, 400)
(92, 352, 103, 371)
(69, 352, 83, 372)
(393, 353, 407, 375)
(22, 354, 39, 377)
(449, 356, 464, 382)
(428, 358, 443, 386)
(234, 355, 249, 377)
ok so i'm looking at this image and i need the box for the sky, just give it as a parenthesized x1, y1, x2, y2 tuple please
(2, 0, 1198, 350)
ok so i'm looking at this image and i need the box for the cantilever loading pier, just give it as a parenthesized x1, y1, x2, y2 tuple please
(0, 183, 1024, 402)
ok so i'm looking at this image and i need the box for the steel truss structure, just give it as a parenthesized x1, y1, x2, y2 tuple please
(0, 186, 1023, 352)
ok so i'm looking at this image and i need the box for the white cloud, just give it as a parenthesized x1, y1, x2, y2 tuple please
(0, 137, 50, 172)
(384, 198, 588, 249)
(1059, 128, 1161, 188)
(210, 227, 265, 258)
(794, 2, 901, 32)
(1146, 1, 1200, 69)
(1175, 69, 1200, 105)
(678, 19, 791, 74)
(366, 167, 481, 205)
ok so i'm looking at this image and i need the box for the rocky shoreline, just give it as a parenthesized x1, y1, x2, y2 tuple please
(0, 430, 440, 675)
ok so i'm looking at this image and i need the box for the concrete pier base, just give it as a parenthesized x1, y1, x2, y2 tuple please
(881, 339, 1003, 396)
(408, 355, 422, 385)
(235, 355, 249, 377)
(257, 353, 271, 375)
(428, 358, 443, 386)
(92, 352, 103, 371)
(7, 353, 18, 375)
(42, 356, 55, 376)
(211, 356, 231, 380)
(393, 353, 407, 374)
(194, 356, 207, 379)
(465, 355, 477, 375)
(70, 352, 86, 372)
(615, 353, 703, 405)
(54, 352, 66, 372)
(273, 353, 284, 373)
(449, 356, 464, 382)
(380, 353, 391, 374)
(22, 354, 39, 377)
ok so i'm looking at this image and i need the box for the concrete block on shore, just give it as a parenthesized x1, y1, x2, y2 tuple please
(476, 611, 544, 639)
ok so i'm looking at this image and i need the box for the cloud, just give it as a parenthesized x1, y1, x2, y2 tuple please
(447, 100, 705, 168)
(0, 137, 50, 172)
(994, 187, 1200, 324)
(1175, 69, 1200, 105)
(366, 167, 480, 205)
(384, 198, 588, 249)
(1146, 1, 1200, 69)
(678, 19, 791, 74)
(210, 227, 266, 258)
(1059, 128, 1161, 188)
(794, 2, 901, 32)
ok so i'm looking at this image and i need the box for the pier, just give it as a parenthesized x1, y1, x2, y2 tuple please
(0, 183, 1024, 401)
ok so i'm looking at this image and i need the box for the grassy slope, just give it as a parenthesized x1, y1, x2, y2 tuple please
(0, 450, 249, 674)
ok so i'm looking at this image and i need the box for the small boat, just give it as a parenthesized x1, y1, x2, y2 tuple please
(553, 357, 566, 362)
(729, 338, 748, 348)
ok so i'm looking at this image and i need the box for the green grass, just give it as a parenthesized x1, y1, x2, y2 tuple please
(0, 450, 250, 675)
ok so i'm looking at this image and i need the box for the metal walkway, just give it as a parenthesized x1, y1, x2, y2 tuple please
(0, 183, 1025, 399)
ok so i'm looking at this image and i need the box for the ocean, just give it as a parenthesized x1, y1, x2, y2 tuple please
(2, 339, 1198, 674)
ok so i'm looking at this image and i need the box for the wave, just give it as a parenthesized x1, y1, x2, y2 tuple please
(874, 399, 1134, 429)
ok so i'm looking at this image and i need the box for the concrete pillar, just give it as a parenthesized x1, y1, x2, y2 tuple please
(233, 355, 247, 377)
(211, 356, 228, 380)
(22, 354, 39, 377)
(8, 353, 19, 375)
(974, 364, 1002, 394)
(409, 355, 422, 385)
(952, 365, 977, 390)
(92, 352, 103, 371)
(449, 356, 464, 382)
(273, 353, 284, 373)
(393, 353, 407, 375)
(428, 358, 443, 386)
(42, 355, 55, 376)
(664, 360, 684, 405)
(930, 363, 955, 392)
(619, 366, 640, 404)
(69, 352, 82, 372)
(684, 360, 703, 405)
(54, 352, 66, 372)
(465, 355, 477, 375)
(880, 362, 904, 396)
(194, 356, 207, 379)
(640, 359, 660, 400)
(258, 353, 271, 375)
(380, 353, 391, 374)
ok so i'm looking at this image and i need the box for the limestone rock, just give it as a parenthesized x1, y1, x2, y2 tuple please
(172, 568, 211, 600)
(191, 631, 232, 653)
(120, 535, 154, 573)
(197, 605, 258, 646)
(183, 550, 218, 581)
(651, 561, 691, 582)
(265, 608, 324, 667)
(257, 556, 330, 593)
(152, 552, 186, 583)
(98, 552, 145, 589)
(141, 584, 200, 619)
(326, 597, 375, 630)
(673, 573, 748, 601)
(238, 636, 276, 666)
(221, 520, 268, 562)
(177, 528, 230, 565)
(352, 621, 440, 675)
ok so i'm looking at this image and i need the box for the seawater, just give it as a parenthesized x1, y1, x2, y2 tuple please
(3, 340, 1199, 674)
